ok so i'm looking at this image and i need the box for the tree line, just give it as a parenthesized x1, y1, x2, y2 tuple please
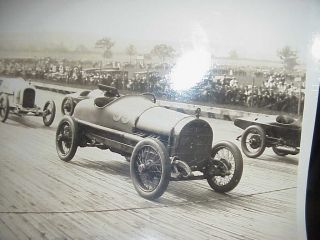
(95, 37, 299, 73)
(1, 35, 300, 73)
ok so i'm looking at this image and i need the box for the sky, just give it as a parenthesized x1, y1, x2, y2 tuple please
(0, 0, 318, 60)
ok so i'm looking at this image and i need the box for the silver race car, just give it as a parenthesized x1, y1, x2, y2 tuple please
(56, 85, 243, 200)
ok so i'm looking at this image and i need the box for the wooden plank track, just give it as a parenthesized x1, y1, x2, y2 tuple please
(0, 90, 298, 239)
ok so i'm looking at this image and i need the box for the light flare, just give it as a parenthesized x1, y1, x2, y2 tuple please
(169, 25, 212, 92)
(311, 34, 320, 60)
(170, 49, 211, 91)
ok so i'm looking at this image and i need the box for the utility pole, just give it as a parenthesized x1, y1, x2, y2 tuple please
(251, 77, 255, 108)
(296, 76, 302, 115)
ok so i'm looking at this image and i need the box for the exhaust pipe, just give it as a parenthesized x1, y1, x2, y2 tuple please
(274, 146, 299, 155)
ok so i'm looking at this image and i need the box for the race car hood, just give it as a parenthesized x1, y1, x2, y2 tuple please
(0, 77, 34, 94)
(136, 106, 193, 135)
(73, 95, 191, 135)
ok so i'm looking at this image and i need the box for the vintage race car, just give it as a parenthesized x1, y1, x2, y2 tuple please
(61, 84, 121, 115)
(55, 86, 243, 200)
(0, 77, 56, 126)
(234, 115, 301, 158)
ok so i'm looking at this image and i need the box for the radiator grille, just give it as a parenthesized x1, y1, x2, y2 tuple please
(175, 120, 212, 168)
(22, 89, 35, 108)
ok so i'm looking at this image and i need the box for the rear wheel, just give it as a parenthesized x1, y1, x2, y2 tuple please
(130, 138, 171, 200)
(56, 116, 78, 162)
(207, 141, 243, 192)
(0, 95, 9, 123)
(42, 100, 56, 126)
(241, 125, 266, 158)
(61, 97, 75, 115)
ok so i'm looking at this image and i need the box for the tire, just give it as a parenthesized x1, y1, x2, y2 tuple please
(56, 116, 79, 162)
(241, 125, 266, 158)
(207, 141, 243, 193)
(61, 97, 75, 115)
(42, 100, 56, 126)
(272, 146, 288, 156)
(130, 138, 171, 200)
(0, 94, 9, 123)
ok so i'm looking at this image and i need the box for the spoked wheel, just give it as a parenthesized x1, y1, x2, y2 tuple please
(130, 138, 171, 200)
(61, 97, 75, 115)
(207, 141, 243, 192)
(42, 100, 56, 126)
(241, 125, 266, 158)
(272, 146, 288, 156)
(56, 116, 78, 162)
(0, 95, 9, 123)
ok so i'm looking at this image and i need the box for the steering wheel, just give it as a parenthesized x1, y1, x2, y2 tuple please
(98, 84, 120, 97)
(141, 93, 156, 103)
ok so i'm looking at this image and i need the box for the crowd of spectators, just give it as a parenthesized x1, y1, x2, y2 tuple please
(0, 57, 305, 114)
(0, 57, 118, 85)
(0, 57, 171, 92)
(184, 71, 305, 113)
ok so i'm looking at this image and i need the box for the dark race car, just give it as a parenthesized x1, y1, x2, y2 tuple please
(60, 84, 120, 115)
(55, 85, 243, 200)
(0, 77, 56, 126)
(234, 115, 301, 158)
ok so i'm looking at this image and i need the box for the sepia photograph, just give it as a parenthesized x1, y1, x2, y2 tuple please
(0, 0, 319, 239)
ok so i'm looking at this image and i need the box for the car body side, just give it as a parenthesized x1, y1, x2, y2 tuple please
(234, 115, 301, 147)
(73, 95, 213, 170)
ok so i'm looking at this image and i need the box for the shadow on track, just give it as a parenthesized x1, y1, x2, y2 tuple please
(253, 154, 299, 165)
(71, 158, 131, 178)
(70, 157, 231, 204)
(4, 115, 57, 132)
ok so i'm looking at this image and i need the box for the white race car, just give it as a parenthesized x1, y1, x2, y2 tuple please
(0, 77, 56, 126)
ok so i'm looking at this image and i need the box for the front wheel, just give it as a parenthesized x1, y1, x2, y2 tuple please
(207, 141, 243, 193)
(130, 138, 171, 200)
(43, 100, 56, 126)
(241, 125, 266, 158)
(56, 116, 79, 162)
(0, 94, 9, 123)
